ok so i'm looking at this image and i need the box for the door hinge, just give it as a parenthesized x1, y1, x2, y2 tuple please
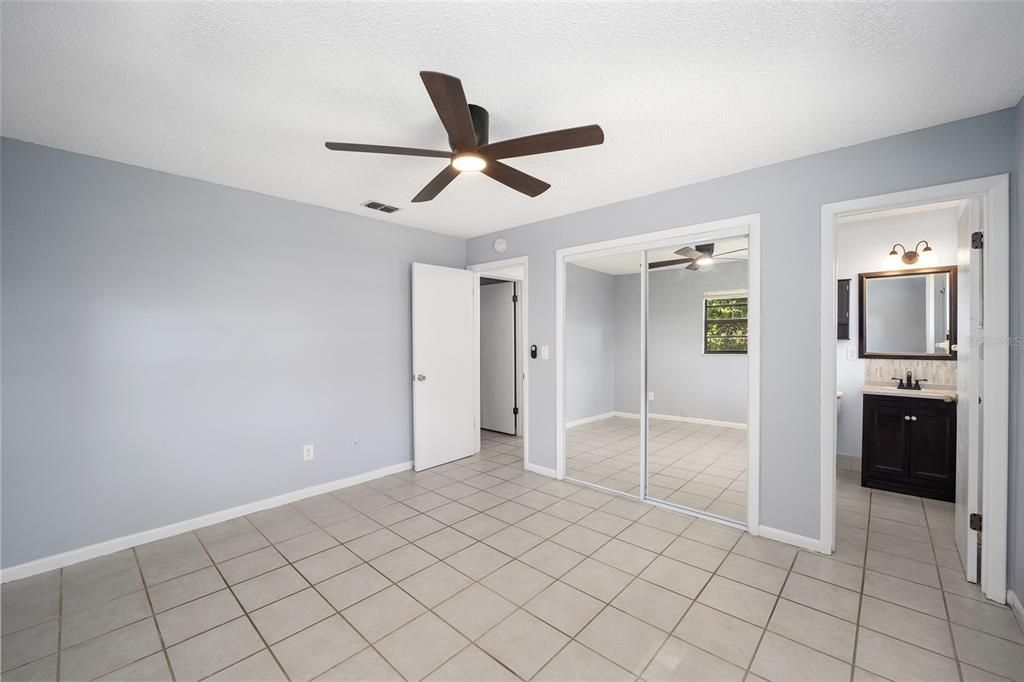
(512, 294, 518, 303)
(969, 513, 982, 532)
(971, 231, 984, 249)
(513, 407, 519, 415)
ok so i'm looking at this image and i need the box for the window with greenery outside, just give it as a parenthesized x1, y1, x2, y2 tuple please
(704, 295, 748, 354)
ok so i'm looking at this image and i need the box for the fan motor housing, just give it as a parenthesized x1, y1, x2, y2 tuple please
(465, 104, 489, 148)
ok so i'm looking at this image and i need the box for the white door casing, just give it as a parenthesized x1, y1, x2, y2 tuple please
(480, 281, 517, 434)
(412, 263, 477, 471)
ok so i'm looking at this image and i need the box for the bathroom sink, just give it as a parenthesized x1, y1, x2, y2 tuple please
(862, 384, 956, 401)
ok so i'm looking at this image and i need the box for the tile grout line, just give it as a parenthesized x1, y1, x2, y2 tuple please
(847, 485, 875, 682)
(133, 546, 178, 682)
(191, 527, 295, 682)
(923, 496, 966, 682)
(56, 566, 63, 681)
(738, 545, 796, 680)
(634, 533, 745, 680)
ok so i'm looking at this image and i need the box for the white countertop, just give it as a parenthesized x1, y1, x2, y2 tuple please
(863, 384, 957, 401)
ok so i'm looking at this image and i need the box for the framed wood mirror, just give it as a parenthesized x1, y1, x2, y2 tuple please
(858, 265, 957, 360)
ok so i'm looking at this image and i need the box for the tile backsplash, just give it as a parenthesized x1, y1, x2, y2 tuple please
(865, 358, 956, 389)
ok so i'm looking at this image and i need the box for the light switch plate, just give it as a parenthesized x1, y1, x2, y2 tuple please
(540, 345, 550, 360)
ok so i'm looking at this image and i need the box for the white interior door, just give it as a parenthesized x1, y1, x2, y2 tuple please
(412, 263, 477, 471)
(955, 200, 982, 582)
(480, 281, 517, 434)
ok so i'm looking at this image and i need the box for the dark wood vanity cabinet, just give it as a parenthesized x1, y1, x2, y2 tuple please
(862, 394, 956, 501)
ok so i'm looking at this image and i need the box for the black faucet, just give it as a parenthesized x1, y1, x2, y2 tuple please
(891, 371, 926, 390)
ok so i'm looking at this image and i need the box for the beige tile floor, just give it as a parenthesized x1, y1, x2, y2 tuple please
(3, 433, 1022, 681)
(566, 416, 747, 523)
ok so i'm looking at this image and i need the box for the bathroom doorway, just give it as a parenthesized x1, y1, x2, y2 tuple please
(820, 176, 1009, 602)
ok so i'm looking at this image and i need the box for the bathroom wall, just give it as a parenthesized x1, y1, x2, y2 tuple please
(836, 206, 960, 457)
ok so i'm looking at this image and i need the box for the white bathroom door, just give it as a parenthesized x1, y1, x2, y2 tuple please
(955, 200, 982, 583)
(412, 263, 478, 471)
(480, 281, 517, 434)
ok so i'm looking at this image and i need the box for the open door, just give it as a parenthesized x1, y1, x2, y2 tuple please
(955, 200, 982, 583)
(480, 281, 517, 435)
(412, 263, 477, 471)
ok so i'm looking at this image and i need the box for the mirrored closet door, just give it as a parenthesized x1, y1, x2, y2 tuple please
(644, 238, 750, 523)
(563, 248, 643, 496)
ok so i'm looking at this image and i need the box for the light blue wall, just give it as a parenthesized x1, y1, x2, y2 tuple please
(646, 263, 748, 423)
(612, 273, 641, 417)
(1011, 94, 1024, 599)
(467, 109, 1018, 540)
(564, 264, 616, 422)
(609, 263, 748, 424)
(1, 139, 465, 567)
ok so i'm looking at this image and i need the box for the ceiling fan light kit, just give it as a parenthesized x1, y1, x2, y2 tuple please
(451, 153, 487, 172)
(324, 71, 604, 202)
(648, 243, 749, 271)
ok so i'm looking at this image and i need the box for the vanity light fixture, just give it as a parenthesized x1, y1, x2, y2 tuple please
(887, 240, 933, 265)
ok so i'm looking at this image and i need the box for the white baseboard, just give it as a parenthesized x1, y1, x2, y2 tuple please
(1008, 590, 1024, 633)
(0, 460, 413, 583)
(611, 411, 747, 430)
(525, 462, 558, 478)
(565, 412, 616, 428)
(757, 525, 828, 553)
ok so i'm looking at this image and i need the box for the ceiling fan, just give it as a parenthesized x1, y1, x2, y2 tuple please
(648, 243, 748, 271)
(324, 71, 604, 202)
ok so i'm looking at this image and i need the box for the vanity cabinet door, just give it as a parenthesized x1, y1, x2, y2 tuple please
(909, 402, 957, 484)
(862, 397, 909, 477)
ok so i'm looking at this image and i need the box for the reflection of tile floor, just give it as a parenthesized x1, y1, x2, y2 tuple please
(4, 432, 1022, 682)
(566, 416, 747, 523)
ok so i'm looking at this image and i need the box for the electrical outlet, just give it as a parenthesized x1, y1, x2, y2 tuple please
(648, 392, 655, 401)
(303, 444, 314, 461)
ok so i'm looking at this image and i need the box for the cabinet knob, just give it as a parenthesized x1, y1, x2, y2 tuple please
(904, 415, 911, 421)
(911, 416, 917, 421)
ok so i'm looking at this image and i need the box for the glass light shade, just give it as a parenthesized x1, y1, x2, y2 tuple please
(451, 154, 487, 172)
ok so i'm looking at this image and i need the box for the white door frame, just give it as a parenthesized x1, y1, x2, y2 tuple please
(820, 175, 1009, 602)
(467, 256, 529, 471)
(554, 213, 761, 532)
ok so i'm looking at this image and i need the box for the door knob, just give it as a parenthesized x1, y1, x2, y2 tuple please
(415, 374, 427, 382)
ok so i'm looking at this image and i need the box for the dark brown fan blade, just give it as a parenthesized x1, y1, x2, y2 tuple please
(674, 246, 702, 258)
(648, 258, 694, 270)
(479, 125, 604, 160)
(481, 161, 550, 197)
(420, 71, 478, 151)
(411, 166, 459, 203)
(325, 142, 451, 158)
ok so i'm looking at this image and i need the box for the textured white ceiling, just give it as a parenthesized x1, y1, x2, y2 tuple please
(3, 2, 1023, 238)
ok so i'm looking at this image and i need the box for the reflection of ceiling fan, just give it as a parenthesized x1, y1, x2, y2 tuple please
(649, 243, 748, 271)
(324, 71, 604, 202)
